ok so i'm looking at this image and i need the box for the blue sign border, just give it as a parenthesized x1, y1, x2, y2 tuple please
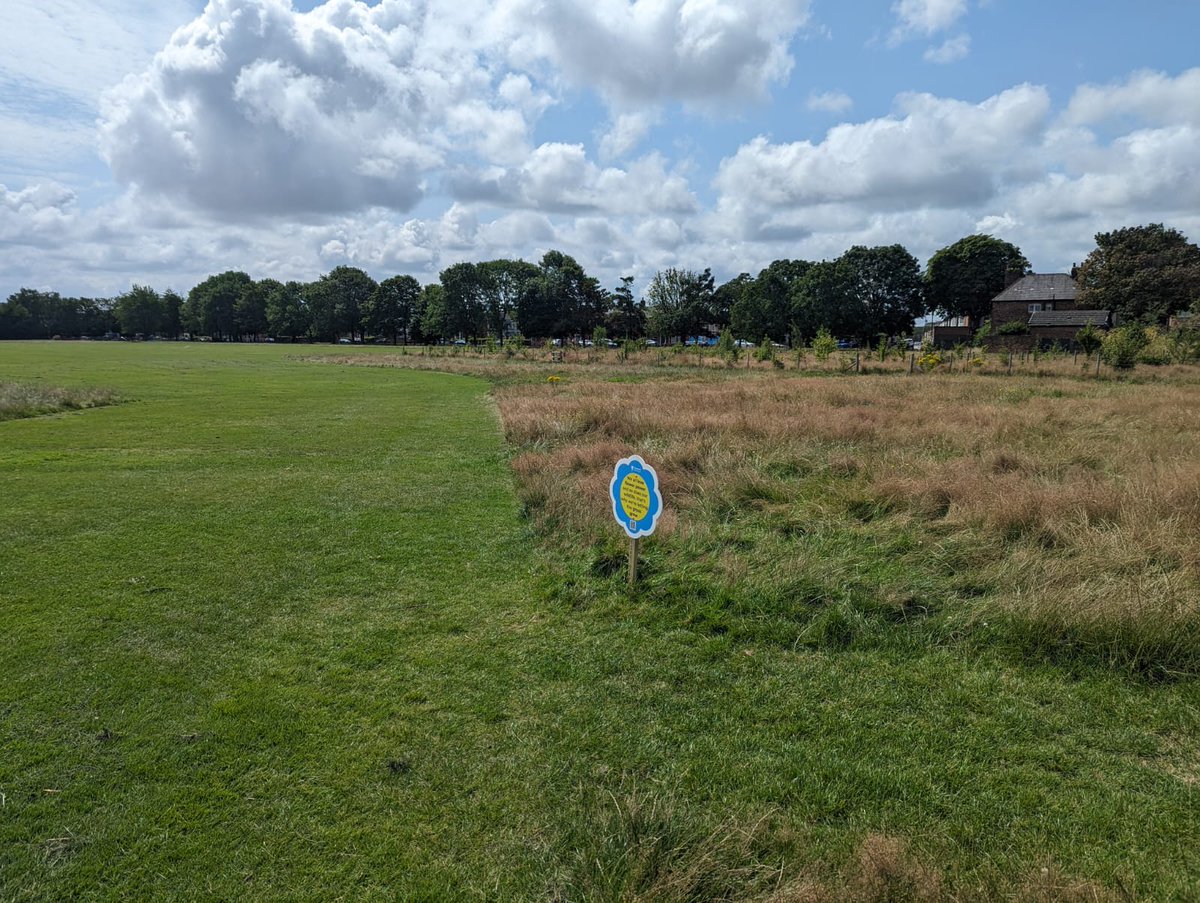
(610, 454, 663, 538)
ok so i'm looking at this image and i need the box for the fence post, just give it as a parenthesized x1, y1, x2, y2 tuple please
(855, 352, 860, 373)
(909, 352, 915, 374)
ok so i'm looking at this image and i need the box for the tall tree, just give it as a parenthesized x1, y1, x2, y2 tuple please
(162, 290, 184, 339)
(516, 251, 606, 341)
(0, 289, 45, 339)
(366, 275, 421, 344)
(306, 266, 376, 341)
(477, 258, 539, 341)
(188, 271, 252, 340)
(419, 283, 449, 343)
(606, 276, 646, 340)
(438, 262, 488, 341)
(114, 285, 165, 337)
(1076, 224, 1200, 324)
(790, 260, 861, 342)
(236, 279, 277, 340)
(645, 268, 714, 343)
(925, 235, 1030, 325)
(730, 261, 810, 343)
(266, 281, 311, 341)
(840, 245, 926, 340)
(712, 273, 752, 333)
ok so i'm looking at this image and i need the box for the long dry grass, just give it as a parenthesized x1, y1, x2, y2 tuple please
(0, 381, 119, 421)
(497, 373, 1200, 676)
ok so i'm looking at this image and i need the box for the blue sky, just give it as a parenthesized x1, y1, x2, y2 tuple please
(2, 0, 1199, 300)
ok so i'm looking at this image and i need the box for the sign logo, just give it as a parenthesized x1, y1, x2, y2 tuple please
(610, 455, 663, 538)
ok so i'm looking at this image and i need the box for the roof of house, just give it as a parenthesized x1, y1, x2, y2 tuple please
(1028, 309, 1110, 328)
(993, 273, 1079, 303)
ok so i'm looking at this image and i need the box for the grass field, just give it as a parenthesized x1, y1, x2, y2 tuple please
(2, 341, 1198, 901)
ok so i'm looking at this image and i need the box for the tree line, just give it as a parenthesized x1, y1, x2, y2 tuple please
(3, 225, 1197, 344)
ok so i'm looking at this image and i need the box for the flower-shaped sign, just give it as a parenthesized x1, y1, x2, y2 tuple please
(610, 455, 663, 538)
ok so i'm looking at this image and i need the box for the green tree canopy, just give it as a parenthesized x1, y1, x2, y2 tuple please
(419, 283, 449, 342)
(366, 275, 421, 344)
(114, 285, 165, 337)
(477, 259, 539, 341)
(0, 289, 99, 339)
(236, 279, 277, 339)
(731, 261, 810, 343)
(516, 251, 606, 340)
(606, 276, 645, 340)
(1076, 224, 1200, 324)
(187, 271, 252, 340)
(266, 281, 311, 340)
(162, 290, 184, 339)
(645, 267, 714, 343)
(840, 244, 926, 340)
(305, 266, 376, 341)
(790, 259, 861, 342)
(438, 262, 489, 341)
(925, 235, 1030, 325)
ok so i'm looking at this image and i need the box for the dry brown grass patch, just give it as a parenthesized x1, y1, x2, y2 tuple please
(497, 370, 1200, 672)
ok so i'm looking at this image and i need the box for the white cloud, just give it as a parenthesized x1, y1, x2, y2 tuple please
(1065, 67, 1200, 128)
(599, 111, 659, 161)
(806, 90, 853, 114)
(0, 181, 78, 244)
(924, 34, 970, 64)
(0, 0, 194, 181)
(504, 0, 811, 109)
(715, 84, 1051, 218)
(890, 0, 968, 40)
(448, 144, 697, 216)
(98, 0, 547, 217)
(0, 0, 194, 105)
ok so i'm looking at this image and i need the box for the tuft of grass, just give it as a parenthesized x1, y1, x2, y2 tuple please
(0, 381, 119, 421)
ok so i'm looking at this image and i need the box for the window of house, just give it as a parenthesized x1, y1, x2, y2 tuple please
(1028, 303, 1042, 312)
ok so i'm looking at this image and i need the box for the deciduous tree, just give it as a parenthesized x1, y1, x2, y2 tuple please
(840, 244, 926, 341)
(1076, 224, 1200, 324)
(114, 285, 165, 337)
(925, 235, 1030, 325)
(366, 275, 421, 344)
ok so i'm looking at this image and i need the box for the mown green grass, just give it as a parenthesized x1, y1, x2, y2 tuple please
(1, 342, 1197, 900)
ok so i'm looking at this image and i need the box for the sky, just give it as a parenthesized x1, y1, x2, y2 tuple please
(2, 0, 1199, 300)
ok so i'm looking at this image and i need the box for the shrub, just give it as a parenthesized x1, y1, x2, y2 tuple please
(1075, 323, 1103, 356)
(1167, 325, 1200, 363)
(715, 328, 738, 363)
(812, 327, 837, 361)
(1101, 324, 1149, 370)
(754, 336, 774, 362)
(998, 320, 1027, 335)
(917, 350, 943, 371)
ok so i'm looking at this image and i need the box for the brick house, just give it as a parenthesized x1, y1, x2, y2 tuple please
(990, 273, 1080, 328)
(1026, 309, 1112, 347)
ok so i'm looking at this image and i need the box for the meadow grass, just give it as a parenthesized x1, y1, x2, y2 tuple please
(1, 341, 1198, 900)
(0, 380, 119, 421)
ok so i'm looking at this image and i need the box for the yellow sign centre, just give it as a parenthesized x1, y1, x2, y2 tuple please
(620, 472, 651, 522)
